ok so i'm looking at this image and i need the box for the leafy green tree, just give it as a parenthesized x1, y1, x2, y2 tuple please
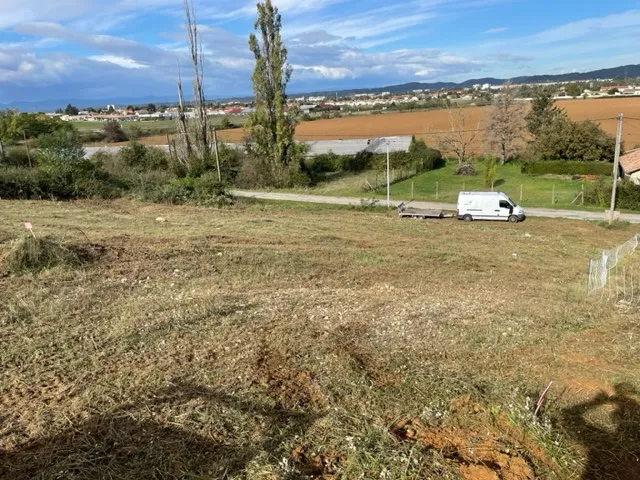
(525, 89, 564, 136)
(55, 108, 64, 114)
(608, 88, 619, 95)
(247, 0, 304, 186)
(565, 83, 583, 97)
(65, 104, 79, 116)
(532, 116, 617, 162)
(147, 103, 157, 113)
(107, 105, 116, 114)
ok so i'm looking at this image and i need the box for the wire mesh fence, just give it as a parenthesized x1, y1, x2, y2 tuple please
(587, 234, 640, 295)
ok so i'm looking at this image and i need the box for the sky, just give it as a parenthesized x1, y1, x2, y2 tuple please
(1, 0, 640, 105)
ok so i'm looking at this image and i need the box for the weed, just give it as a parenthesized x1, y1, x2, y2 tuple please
(2, 235, 82, 275)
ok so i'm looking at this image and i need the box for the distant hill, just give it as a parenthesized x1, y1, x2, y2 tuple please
(3, 64, 640, 112)
(294, 64, 640, 97)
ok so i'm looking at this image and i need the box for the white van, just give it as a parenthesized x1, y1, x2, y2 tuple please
(457, 192, 525, 223)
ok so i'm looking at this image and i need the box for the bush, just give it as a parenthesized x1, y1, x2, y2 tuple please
(521, 161, 612, 176)
(117, 142, 169, 171)
(118, 141, 148, 168)
(218, 118, 235, 130)
(102, 120, 128, 143)
(0, 161, 124, 200)
(2, 235, 82, 275)
(455, 163, 477, 176)
(345, 151, 373, 172)
(144, 173, 233, 207)
(37, 130, 85, 165)
(585, 179, 640, 210)
(305, 153, 341, 175)
(2, 147, 34, 168)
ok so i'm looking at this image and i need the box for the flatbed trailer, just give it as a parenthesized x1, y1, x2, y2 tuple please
(397, 203, 453, 219)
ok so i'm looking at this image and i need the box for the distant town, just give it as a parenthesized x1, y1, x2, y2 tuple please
(48, 78, 640, 124)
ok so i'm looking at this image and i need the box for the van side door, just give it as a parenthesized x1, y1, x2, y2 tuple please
(498, 199, 513, 219)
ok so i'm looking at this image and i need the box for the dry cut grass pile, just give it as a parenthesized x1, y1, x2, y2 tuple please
(1, 198, 640, 479)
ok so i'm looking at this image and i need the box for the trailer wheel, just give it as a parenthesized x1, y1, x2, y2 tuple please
(463, 214, 473, 222)
(508, 215, 519, 223)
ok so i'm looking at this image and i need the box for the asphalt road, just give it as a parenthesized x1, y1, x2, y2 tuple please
(232, 190, 640, 224)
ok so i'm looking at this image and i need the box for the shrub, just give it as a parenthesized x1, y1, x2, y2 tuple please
(305, 153, 341, 175)
(0, 161, 124, 200)
(2, 147, 34, 168)
(127, 125, 143, 140)
(521, 161, 612, 176)
(119, 141, 148, 168)
(37, 130, 85, 165)
(219, 117, 235, 130)
(585, 180, 640, 210)
(455, 163, 477, 176)
(345, 151, 373, 172)
(145, 147, 170, 170)
(2, 235, 82, 275)
(102, 120, 128, 143)
(144, 173, 233, 207)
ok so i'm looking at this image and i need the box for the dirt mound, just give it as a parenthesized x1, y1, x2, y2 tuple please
(291, 446, 341, 479)
(254, 347, 326, 411)
(392, 417, 536, 480)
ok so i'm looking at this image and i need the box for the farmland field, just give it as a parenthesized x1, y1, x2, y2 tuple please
(2, 198, 640, 479)
(125, 97, 640, 149)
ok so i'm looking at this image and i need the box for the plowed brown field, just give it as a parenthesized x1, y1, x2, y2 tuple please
(108, 97, 640, 149)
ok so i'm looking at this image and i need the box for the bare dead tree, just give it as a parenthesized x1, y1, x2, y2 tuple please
(183, 0, 209, 161)
(174, 0, 212, 175)
(436, 108, 481, 165)
(175, 66, 192, 169)
(485, 82, 526, 164)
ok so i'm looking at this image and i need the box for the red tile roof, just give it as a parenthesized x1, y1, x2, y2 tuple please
(620, 148, 640, 175)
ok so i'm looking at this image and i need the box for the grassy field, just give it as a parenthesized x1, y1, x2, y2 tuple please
(295, 162, 609, 209)
(76, 116, 247, 141)
(1, 199, 640, 479)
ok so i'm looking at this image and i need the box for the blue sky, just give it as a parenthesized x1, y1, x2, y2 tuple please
(1, 0, 640, 104)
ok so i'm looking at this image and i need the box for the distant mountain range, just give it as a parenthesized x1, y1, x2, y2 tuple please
(3, 64, 640, 112)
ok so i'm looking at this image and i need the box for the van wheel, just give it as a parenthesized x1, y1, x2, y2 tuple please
(463, 214, 473, 222)
(508, 215, 519, 223)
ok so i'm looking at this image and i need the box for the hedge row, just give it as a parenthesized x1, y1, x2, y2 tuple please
(521, 161, 612, 176)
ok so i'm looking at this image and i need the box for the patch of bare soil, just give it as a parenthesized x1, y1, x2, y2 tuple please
(254, 346, 326, 411)
(392, 417, 536, 480)
(291, 446, 341, 479)
(391, 396, 559, 480)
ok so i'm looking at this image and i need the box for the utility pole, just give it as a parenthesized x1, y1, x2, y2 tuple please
(386, 141, 390, 208)
(609, 113, 624, 225)
(213, 127, 221, 182)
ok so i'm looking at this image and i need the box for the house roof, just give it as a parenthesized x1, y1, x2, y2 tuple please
(620, 148, 640, 175)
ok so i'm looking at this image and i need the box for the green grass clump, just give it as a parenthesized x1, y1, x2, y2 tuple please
(3, 235, 82, 274)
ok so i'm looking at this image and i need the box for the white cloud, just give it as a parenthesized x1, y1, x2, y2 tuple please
(533, 10, 640, 44)
(89, 55, 148, 69)
(484, 27, 507, 34)
(293, 65, 353, 79)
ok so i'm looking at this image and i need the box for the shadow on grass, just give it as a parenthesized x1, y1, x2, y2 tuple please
(494, 178, 505, 187)
(0, 382, 323, 480)
(562, 383, 640, 480)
